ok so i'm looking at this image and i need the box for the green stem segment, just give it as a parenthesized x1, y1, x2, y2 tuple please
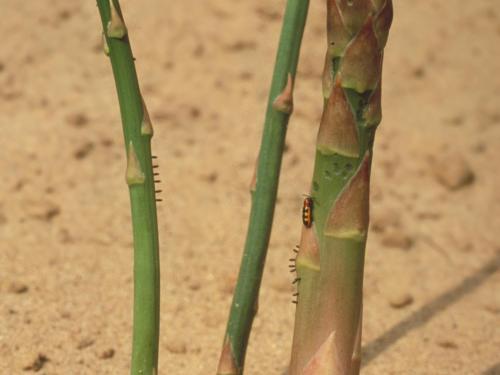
(96, 2, 160, 375)
(217, 1, 310, 374)
(290, 1, 393, 374)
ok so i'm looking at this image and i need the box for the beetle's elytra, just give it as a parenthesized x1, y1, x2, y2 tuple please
(302, 197, 313, 228)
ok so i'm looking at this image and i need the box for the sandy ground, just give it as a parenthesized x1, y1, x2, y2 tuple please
(1, 0, 500, 374)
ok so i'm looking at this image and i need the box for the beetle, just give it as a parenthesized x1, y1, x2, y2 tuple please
(302, 196, 314, 228)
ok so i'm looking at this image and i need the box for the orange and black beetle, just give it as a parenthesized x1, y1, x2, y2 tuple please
(302, 196, 313, 228)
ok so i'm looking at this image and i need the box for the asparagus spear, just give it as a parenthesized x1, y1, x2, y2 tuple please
(96, 2, 160, 374)
(289, 1, 393, 373)
(217, 1, 310, 374)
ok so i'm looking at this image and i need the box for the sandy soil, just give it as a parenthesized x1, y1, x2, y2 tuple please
(1, 0, 500, 374)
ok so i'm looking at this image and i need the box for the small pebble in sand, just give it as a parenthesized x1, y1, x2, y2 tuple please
(26, 201, 60, 222)
(99, 349, 115, 359)
(188, 282, 201, 291)
(65, 112, 89, 128)
(432, 153, 475, 190)
(371, 211, 400, 233)
(389, 292, 414, 309)
(8, 281, 29, 294)
(381, 229, 413, 250)
(23, 353, 49, 371)
(60, 311, 71, 319)
(165, 339, 187, 354)
(73, 142, 95, 160)
(201, 172, 218, 183)
(77, 338, 94, 350)
(437, 340, 458, 349)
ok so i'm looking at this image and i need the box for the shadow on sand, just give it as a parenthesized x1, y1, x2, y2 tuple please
(482, 363, 500, 375)
(362, 252, 500, 367)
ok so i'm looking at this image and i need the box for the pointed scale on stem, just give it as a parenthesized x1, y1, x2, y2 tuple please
(349, 308, 362, 375)
(296, 225, 320, 272)
(324, 152, 371, 240)
(336, 0, 374, 35)
(126, 141, 145, 185)
(317, 76, 360, 158)
(141, 97, 154, 136)
(102, 33, 110, 56)
(363, 82, 382, 127)
(373, 0, 393, 49)
(272, 73, 294, 114)
(249, 155, 258, 193)
(289, 226, 321, 374)
(107, 0, 127, 39)
(326, 0, 352, 58)
(338, 17, 382, 93)
(302, 331, 342, 375)
(322, 51, 333, 100)
(216, 337, 239, 375)
(371, 0, 386, 9)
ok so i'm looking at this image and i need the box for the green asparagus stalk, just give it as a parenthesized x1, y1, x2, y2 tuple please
(289, 1, 392, 374)
(95, 1, 160, 374)
(216, 1, 310, 374)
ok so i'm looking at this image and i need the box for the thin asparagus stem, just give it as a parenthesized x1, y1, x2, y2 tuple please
(289, 1, 393, 374)
(217, 1, 310, 374)
(95, 1, 160, 374)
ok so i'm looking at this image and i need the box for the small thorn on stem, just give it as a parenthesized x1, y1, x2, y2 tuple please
(292, 278, 301, 284)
